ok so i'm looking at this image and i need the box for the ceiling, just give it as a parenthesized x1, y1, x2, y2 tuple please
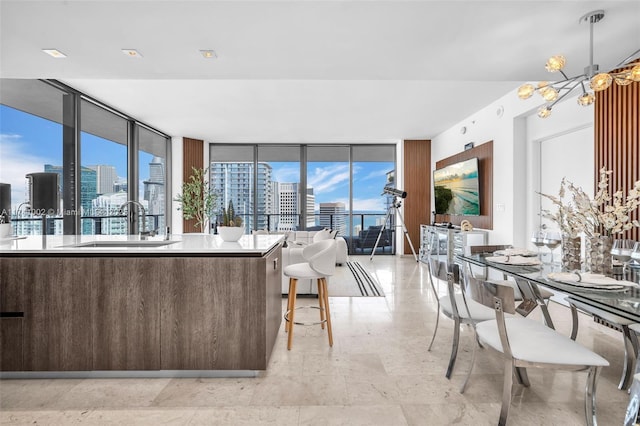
(1, 0, 639, 143)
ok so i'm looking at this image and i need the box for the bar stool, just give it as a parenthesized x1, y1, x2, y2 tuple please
(283, 239, 336, 350)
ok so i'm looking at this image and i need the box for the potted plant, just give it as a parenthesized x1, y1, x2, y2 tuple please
(217, 200, 244, 241)
(174, 167, 216, 233)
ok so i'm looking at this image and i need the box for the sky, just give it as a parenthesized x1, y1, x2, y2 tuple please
(1, 104, 394, 213)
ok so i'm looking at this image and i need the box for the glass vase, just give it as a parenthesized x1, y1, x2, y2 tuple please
(561, 234, 581, 271)
(586, 235, 613, 275)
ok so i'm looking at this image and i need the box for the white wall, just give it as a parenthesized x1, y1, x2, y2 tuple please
(431, 87, 593, 249)
(170, 136, 183, 234)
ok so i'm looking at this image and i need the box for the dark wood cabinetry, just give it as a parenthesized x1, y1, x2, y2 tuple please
(161, 246, 282, 370)
(92, 258, 161, 370)
(22, 258, 93, 371)
(0, 258, 25, 371)
(0, 244, 282, 373)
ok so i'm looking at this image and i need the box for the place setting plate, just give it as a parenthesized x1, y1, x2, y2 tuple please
(485, 255, 542, 266)
(546, 272, 637, 291)
(493, 248, 538, 257)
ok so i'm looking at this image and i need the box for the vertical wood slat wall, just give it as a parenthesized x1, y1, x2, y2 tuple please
(182, 138, 204, 233)
(403, 140, 431, 255)
(595, 81, 640, 241)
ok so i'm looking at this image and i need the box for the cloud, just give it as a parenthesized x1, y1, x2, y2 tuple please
(0, 133, 53, 208)
(360, 168, 392, 181)
(330, 196, 386, 212)
(272, 165, 299, 183)
(308, 164, 350, 193)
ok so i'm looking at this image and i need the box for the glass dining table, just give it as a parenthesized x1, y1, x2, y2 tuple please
(455, 252, 640, 323)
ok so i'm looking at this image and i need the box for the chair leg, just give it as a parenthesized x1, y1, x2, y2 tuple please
(321, 278, 333, 347)
(285, 278, 295, 333)
(446, 317, 461, 379)
(620, 325, 636, 390)
(499, 360, 514, 426)
(317, 278, 326, 329)
(287, 279, 298, 350)
(514, 367, 530, 387)
(585, 366, 602, 426)
(460, 331, 478, 393)
(427, 305, 440, 351)
(569, 303, 579, 341)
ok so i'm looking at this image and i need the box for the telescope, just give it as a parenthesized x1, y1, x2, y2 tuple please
(382, 186, 407, 199)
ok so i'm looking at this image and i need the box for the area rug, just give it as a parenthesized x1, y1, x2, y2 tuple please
(329, 261, 384, 297)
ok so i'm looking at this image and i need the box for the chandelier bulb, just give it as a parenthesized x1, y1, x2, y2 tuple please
(537, 106, 552, 118)
(545, 55, 566, 72)
(577, 92, 595, 106)
(631, 64, 640, 82)
(615, 73, 634, 86)
(542, 87, 559, 101)
(590, 73, 613, 91)
(517, 84, 535, 99)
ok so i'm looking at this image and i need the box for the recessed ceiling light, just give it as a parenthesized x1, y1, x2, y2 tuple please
(122, 49, 143, 58)
(200, 50, 217, 59)
(42, 49, 67, 58)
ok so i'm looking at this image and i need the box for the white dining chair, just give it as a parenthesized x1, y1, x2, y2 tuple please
(460, 276, 609, 426)
(567, 297, 639, 390)
(426, 258, 496, 378)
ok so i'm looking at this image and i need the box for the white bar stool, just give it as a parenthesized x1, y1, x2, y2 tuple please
(283, 239, 336, 350)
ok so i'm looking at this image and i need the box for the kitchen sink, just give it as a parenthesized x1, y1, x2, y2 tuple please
(70, 240, 178, 248)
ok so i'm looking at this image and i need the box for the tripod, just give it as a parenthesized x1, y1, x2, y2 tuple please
(370, 196, 418, 261)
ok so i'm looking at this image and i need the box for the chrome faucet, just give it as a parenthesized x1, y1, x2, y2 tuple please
(120, 200, 155, 238)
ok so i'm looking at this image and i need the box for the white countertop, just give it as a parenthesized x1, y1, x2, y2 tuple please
(0, 234, 284, 256)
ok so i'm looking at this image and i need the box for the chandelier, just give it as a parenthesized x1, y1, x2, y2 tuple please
(518, 10, 640, 118)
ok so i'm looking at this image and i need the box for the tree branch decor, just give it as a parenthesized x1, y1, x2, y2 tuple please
(174, 167, 217, 233)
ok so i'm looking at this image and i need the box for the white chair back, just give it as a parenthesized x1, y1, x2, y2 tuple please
(304, 239, 336, 277)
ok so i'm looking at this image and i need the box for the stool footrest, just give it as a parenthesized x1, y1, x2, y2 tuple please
(284, 306, 327, 327)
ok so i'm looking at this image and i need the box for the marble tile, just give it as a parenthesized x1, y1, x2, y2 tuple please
(299, 405, 408, 425)
(51, 378, 172, 409)
(0, 410, 92, 425)
(85, 409, 196, 425)
(0, 379, 82, 410)
(188, 407, 299, 425)
(401, 403, 498, 425)
(250, 376, 348, 406)
(152, 378, 257, 407)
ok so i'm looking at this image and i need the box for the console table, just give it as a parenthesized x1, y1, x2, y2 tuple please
(419, 224, 488, 266)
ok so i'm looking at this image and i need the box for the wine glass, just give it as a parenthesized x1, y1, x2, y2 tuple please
(615, 240, 637, 279)
(627, 242, 640, 268)
(542, 230, 562, 264)
(531, 230, 546, 259)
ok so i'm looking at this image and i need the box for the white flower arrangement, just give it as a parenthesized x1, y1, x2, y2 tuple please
(539, 167, 640, 238)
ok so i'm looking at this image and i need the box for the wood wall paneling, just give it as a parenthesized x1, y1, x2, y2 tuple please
(403, 140, 431, 255)
(595, 78, 640, 241)
(182, 137, 204, 233)
(434, 141, 493, 230)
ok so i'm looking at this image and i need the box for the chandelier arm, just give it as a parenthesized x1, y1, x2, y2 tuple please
(616, 48, 640, 68)
(539, 74, 585, 90)
(554, 78, 583, 92)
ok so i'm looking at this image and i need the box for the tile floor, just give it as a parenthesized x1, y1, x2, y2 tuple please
(0, 255, 632, 425)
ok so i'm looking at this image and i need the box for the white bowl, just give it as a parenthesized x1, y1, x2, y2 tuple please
(217, 226, 244, 242)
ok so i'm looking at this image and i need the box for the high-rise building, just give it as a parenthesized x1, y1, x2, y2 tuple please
(88, 165, 117, 195)
(273, 183, 316, 231)
(319, 202, 346, 236)
(143, 156, 165, 231)
(91, 191, 148, 235)
(210, 162, 273, 232)
(44, 164, 97, 234)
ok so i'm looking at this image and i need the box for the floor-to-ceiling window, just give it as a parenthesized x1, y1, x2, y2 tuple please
(351, 145, 396, 255)
(0, 79, 170, 236)
(80, 99, 129, 235)
(209, 143, 396, 254)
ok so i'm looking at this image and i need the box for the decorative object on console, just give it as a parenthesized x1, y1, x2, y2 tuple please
(517, 10, 640, 118)
(460, 220, 473, 231)
(174, 167, 217, 233)
(217, 200, 244, 242)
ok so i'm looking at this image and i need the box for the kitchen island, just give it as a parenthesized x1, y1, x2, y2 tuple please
(0, 234, 283, 375)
